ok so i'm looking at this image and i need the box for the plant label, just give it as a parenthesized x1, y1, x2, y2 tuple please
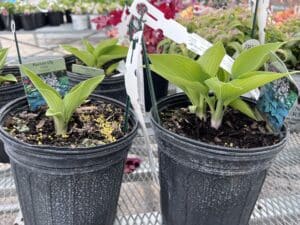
(20, 58, 69, 111)
(257, 57, 299, 132)
(72, 64, 104, 77)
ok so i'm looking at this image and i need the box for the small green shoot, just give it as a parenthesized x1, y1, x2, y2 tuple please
(21, 66, 105, 135)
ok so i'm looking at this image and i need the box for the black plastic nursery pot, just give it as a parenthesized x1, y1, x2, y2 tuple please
(144, 69, 169, 112)
(0, 15, 4, 30)
(151, 93, 287, 225)
(21, 13, 37, 30)
(67, 71, 127, 103)
(65, 10, 72, 23)
(0, 14, 22, 31)
(34, 12, 47, 28)
(0, 66, 25, 163)
(0, 95, 138, 225)
(47, 11, 64, 26)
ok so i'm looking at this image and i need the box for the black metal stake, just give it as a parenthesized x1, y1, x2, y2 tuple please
(141, 38, 160, 124)
(11, 20, 22, 64)
(251, 0, 260, 38)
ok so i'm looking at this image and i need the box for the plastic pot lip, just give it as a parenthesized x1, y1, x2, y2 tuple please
(0, 95, 138, 155)
(67, 71, 124, 82)
(150, 93, 287, 155)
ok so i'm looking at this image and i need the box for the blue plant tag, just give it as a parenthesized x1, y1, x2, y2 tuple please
(256, 54, 299, 132)
(20, 58, 70, 111)
(257, 77, 298, 132)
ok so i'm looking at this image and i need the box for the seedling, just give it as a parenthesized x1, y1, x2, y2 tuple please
(21, 66, 104, 135)
(61, 39, 128, 75)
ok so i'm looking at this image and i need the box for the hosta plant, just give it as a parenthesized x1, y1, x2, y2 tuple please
(61, 39, 128, 75)
(20, 66, 104, 135)
(150, 42, 297, 129)
(0, 48, 17, 84)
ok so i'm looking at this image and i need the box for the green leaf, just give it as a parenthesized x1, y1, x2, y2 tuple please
(61, 45, 96, 67)
(232, 42, 284, 78)
(205, 77, 242, 105)
(197, 41, 226, 77)
(229, 98, 257, 120)
(0, 74, 17, 83)
(150, 54, 210, 84)
(0, 48, 8, 70)
(20, 66, 63, 114)
(96, 46, 128, 68)
(94, 38, 118, 57)
(150, 54, 209, 108)
(82, 39, 95, 54)
(105, 63, 118, 76)
(215, 71, 291, 105)
(63, 75, 105, 123)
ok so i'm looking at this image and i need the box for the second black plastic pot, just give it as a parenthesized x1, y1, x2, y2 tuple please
(67, 71, 127, 103)
(144, 69, 169, 112)
(0, 95, 138, 225)
(0, 14, 22, 30)
(34, 12, 47, 28)
(0, 66, 25, 163)
(151, 93, 287, 225)
(47, 11, 64, 26)
(20, 13, 37, 30)
(65, 10, 72, 23)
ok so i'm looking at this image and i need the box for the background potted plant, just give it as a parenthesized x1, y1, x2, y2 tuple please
(0, 67, 138, 225)
(47, 1, 65, 26)
(0, 2, 22, 31)
(149, 42, 298, 225)
(71, 2, 89, 31)
(17, 2, 39, 30)
(88, 2, 108, 31)
(0, 48, 25, 163)
(61, 38, 128, 102)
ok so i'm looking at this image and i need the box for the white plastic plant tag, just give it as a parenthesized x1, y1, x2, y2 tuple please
(129, 0, 233, 73)
(124, 31, 158, 184)
(257, 0, 269, 44)
(118, 5, 131, 45)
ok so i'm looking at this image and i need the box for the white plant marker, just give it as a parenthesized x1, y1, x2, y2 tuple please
(257, 0, 270, 44)
(124, 31, 158, 184)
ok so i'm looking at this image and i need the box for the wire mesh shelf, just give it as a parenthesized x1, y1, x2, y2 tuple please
(1, 131, 300, 225)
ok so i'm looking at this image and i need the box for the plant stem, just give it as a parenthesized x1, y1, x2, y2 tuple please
(196, 95, 207, 121)
(53, 117, 67, 136)
(211, 100, 224, 130)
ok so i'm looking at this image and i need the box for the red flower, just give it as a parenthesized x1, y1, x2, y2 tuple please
(107, 9, 123, 26)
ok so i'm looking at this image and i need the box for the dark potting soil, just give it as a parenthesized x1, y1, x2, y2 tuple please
(160, 107, 282, 149)
(3, 100, 131, 148)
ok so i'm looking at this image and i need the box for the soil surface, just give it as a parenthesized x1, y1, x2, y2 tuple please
(3, 100, 131, 148)
(160, 107, 283, 149)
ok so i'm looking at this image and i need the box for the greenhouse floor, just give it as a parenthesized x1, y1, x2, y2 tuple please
(0, 130, 299, 225)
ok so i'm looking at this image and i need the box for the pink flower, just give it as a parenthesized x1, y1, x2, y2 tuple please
(91, 15, 109, 30)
